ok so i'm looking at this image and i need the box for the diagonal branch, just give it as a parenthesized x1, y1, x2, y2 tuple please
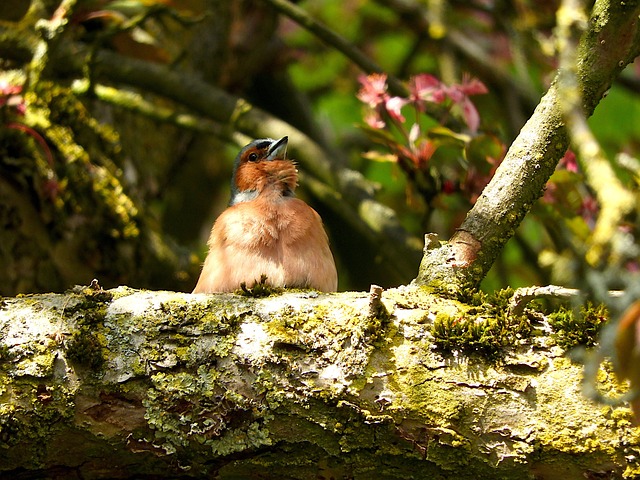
(260, 0, 408, 97)
(414, 0, 640, 290)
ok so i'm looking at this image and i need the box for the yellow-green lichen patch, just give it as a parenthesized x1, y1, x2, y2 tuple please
(99, 291, 251, 384)
(389, 334, 640, 477)
(254, 293, 383, 398)
(393, 355, 468, 422)
(532, 356, 636, 459)
(142, 365, 272, 456)
(14, 352, 58, 377)
(0, 378, 76, 467)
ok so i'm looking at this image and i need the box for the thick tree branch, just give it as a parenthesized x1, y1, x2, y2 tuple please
(0, 287, 637, 479)
(414, 0, 640, 290)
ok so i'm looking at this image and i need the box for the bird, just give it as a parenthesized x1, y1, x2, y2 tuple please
(193, 136, 338, 293)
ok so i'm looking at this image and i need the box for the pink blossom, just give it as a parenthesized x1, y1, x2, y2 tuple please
(385, 96, 408, 123)
(444, 85, 464, 103)
(409, 74, 446, 104)
(444, 76, 487, 132)
(459, 74, 488, 95)
(364, 110, 385, 129)
(559, 150, 579, 173)
(626, 261, 639, 273)
(0, 81, 25, 115)
(357, 73, 389, 107)
(0, 81, 22, 96)
(461, 96, 481, 133)
(580, 195, 599, 228)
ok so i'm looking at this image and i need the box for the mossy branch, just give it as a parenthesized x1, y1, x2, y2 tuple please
(70, 80, 233, 136)
(0, 287, 637, 478)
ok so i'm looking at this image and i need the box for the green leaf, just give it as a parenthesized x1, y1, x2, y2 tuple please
(427, 126, 469, 146)
(361, 151, 397, 163)
(357, 123, 398, 146)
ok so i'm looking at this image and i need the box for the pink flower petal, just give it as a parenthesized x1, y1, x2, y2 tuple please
(385, 96, 408, 123)
(357, 73, 389, 107)
(461, 97, 480, 132)
(459, 75, 488, 96)
(409, 73, 446, 104)
(364, 111, 385, 129)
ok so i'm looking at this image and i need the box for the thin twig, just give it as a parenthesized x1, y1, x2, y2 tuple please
(509, 284, 624, 316)
(260, 0, 408, 97)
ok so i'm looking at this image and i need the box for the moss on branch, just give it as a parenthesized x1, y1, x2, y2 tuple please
(0, 287, 638, 479)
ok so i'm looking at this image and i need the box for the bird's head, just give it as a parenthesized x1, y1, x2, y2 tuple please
(229, 136, 297, 205)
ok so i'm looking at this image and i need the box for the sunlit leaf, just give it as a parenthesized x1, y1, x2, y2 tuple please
(427, 126, 470, 146)
(357, 123, 399, 146)
(564, 215, 592, 241)
(361, 151, 398, 163)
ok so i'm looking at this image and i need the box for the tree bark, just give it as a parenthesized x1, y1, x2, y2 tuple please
(0, 287, 637, 479)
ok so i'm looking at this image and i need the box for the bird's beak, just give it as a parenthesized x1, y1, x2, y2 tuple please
(266, 136, 288, 160)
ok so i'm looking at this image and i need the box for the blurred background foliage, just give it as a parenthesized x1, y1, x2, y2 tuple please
(0, 0, 639, 295)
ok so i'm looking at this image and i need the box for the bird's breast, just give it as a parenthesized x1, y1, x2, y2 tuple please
(195, 190, 337, 293)
(215, 193, 317, 252)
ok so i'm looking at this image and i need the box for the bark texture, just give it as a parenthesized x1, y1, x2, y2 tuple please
(0, 287, 638, 479)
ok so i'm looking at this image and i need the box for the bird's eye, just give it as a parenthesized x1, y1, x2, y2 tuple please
(248, 153, 258, 162)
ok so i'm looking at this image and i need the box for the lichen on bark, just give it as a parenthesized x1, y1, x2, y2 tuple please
(0, 287, 638, 479)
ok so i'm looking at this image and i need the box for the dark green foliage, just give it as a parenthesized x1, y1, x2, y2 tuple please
(547, 302, 608, 349)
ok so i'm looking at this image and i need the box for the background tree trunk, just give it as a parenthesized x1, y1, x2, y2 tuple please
(0, 287, 637, 479)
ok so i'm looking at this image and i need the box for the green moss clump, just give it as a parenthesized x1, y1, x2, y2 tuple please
(236, 274, 284, 297)
(426, 282, 515, 309)
(62, 291, 111, 370)
(431, 313, 508, 360)
(65, 329, 106, 370)
(547, 302, 608, 349)
(430, 287, 529, 360)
